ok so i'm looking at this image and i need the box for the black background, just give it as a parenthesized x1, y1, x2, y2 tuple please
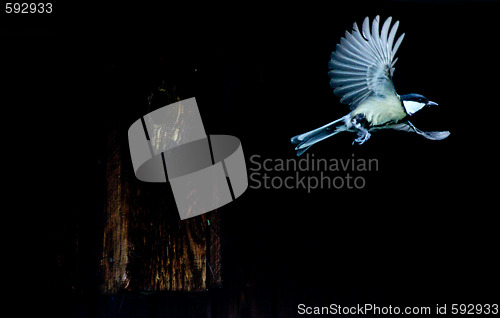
(3, 1, 499, 316)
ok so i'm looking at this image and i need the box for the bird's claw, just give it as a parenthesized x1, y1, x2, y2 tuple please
(350, 114, 371, 145)
(352, 131, 371, 145)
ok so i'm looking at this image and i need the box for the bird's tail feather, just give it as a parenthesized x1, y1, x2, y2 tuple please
(290, 115, 349, 156)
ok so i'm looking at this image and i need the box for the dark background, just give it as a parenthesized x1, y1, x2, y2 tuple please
(3, 1, 499, 316)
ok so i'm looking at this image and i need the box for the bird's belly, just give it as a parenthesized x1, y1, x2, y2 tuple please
(351, 97, 406, 126)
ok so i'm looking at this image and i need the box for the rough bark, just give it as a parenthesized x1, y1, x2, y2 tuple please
(100, 89, 222, 294)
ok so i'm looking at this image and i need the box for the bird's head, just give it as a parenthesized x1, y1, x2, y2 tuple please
(400, 93, 438, 116)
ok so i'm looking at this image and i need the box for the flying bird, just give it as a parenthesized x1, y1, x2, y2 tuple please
(291, 16, 450, 156)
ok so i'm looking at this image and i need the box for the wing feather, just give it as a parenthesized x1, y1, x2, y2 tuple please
(329, 69, 365, 78)
(332, 51, 370, 69)
(332, 76, 365, 85)
(392, 33, 405, 60)
(336, 42, 373, 65)
(343, 31, 371, 58)
(334, 82, 366, 95)
(371, 16, 384, 60)
(342, 88, 370, 105)
(329, 16, 405, 109)
(380, 17, 392, 63)
(362, 17, 371, 41)
(331, 60, 367, 73)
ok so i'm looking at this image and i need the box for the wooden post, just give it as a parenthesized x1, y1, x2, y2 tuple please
(100, 88, 222, 294)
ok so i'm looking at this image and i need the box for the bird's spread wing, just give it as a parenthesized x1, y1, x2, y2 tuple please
(328, 16, 405, 109)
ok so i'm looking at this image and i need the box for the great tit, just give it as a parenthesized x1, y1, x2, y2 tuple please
(291, 16, 450, 156)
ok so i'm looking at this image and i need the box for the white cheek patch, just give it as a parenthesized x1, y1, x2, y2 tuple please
(403, 101, 426, 115)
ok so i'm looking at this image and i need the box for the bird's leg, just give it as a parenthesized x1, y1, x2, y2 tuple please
(351, 114, 371, 145)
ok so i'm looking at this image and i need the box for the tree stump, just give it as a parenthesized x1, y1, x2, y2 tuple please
(100, 88, 222, 294)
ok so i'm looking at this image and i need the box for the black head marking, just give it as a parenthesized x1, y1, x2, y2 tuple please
(400, 93, 429, 104)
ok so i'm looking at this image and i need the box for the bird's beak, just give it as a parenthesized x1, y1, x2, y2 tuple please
(427, 101, 438, 107)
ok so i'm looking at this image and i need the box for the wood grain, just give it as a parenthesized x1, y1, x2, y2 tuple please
(100, 92, 222, 294)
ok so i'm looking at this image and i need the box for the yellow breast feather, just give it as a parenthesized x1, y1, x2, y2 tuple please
(351, 95, 406, 126)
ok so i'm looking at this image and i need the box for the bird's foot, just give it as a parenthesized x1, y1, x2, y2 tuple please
(352, 131, 371, 145)
(351, 114, 371, 145)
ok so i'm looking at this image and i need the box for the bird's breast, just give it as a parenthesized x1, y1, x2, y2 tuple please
(351, 95, 407, 126)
